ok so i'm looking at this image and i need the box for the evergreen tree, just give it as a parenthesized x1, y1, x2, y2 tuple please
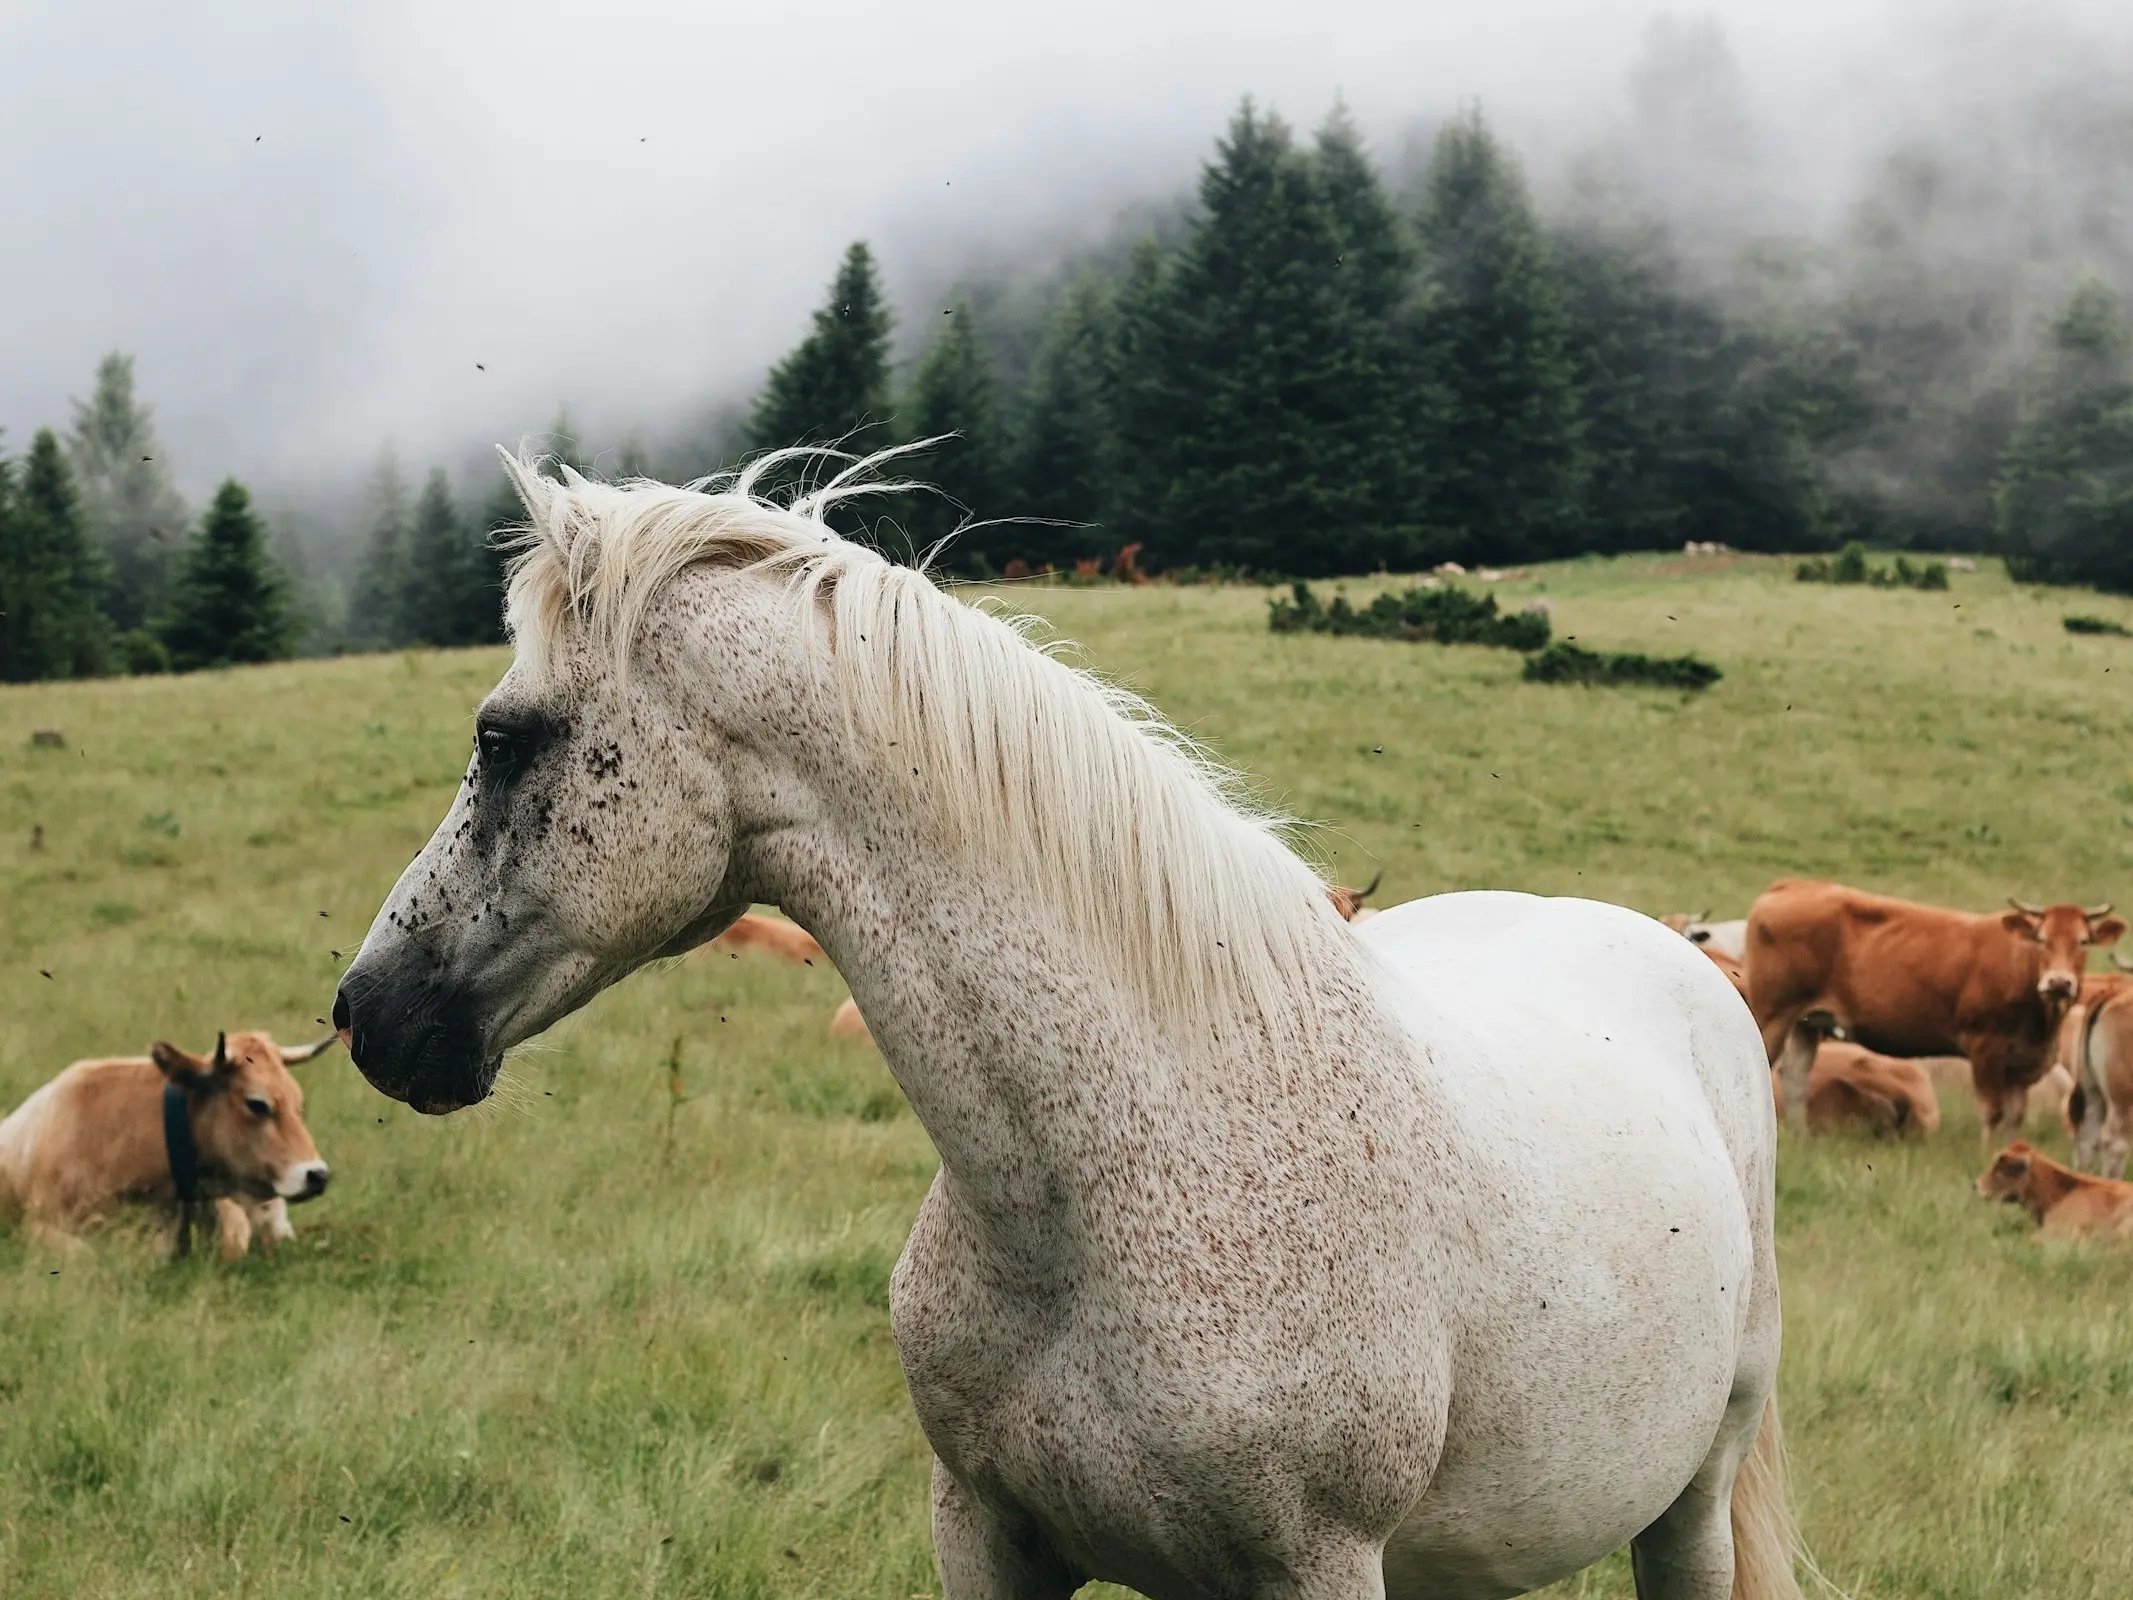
(159, 481, 294, 671)
(402, 470, 468, 646)
(1410, 110, 1585, 566)
(65, 352, 187, 630)
(1010, 272, 1117, 568)
(903, 296, 1006, 566)
(1119, 102, 1387, 575)
(1309, 104, 1421, 569)
(18, 430, 110, 677)
(746, 241, 895, 470)
(459, 476, 519, 646)
(350, 448, 413, 648)
(1554, 222, 1824, 553)
(1995, 279, 2133, 590)
(1103, 237, 1173, 555)
(615, 433, 653, 479)
(544, 405, 594, 478)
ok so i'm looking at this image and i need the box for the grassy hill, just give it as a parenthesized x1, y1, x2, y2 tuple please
(2, 554, 2132, 1597)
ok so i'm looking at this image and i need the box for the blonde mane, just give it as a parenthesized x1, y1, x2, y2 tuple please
(497, 448, 1356, 1037)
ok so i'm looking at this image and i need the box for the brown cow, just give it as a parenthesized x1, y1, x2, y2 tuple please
(1780, 1040, 1940, 1137)
(1977, 1140, 2133, 1240)
(0, 1031, 334, 1260)
(1746, 879, 2123, 1143)
(711, 911, 824, 964)
(1327, 870, 1383, 924)
(829, 995, 874, 1044)
(2062, 966, 2133, 1176)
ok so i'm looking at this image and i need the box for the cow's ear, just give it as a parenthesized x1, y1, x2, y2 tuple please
(2000, 909, 2041, 937)
(2091, 916, 2128, 947)
(151, 1042, 211, 1091)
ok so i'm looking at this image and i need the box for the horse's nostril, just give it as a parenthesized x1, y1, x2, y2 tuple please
(332, 991, 350, 1031)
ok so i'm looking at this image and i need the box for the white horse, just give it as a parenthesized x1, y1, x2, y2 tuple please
(335, 453, 1800, 1600)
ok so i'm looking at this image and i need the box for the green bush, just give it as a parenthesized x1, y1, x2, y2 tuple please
(119, 629, 169, 674)
(1797, 542, 1949, 590)
(1521, 640, 1722, 691)
(1268, 581, 1549, 650)
(2065, 615, 2133, 636)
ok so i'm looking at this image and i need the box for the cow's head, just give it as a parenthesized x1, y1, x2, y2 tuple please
(1976, 1140, 2041, 1203)
(2000, 899, 2125, 1005)
(151, 1031, 334, 1203)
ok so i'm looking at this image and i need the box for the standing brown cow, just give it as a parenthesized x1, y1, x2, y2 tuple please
(1745, 880, 2123, 1144)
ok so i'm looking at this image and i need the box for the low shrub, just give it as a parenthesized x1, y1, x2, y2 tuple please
(1522, 641, 1722, 692)
(1268, 582, 1549, 650)
(1796, 542, 1949, 590)
(2064, 615, 2132, 636)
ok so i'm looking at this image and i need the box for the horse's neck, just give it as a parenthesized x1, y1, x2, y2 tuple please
(756, 819, 1285, 1253)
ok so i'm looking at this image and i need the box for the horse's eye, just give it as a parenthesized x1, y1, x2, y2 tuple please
(244, 1097, 273, 1118)
(478, 726, 523, 774)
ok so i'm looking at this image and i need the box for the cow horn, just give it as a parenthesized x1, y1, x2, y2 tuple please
(212, 1031, 228, 1071)
(280, 1034, 341, 1065)
(1356, 868, 1383, 905)
(2113, 951, 2133, 972)
(2008, 896, 2045, 916)
(2087, 902, 2115, 920)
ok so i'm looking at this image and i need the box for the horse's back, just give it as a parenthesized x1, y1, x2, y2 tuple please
(1357, 892, 1780, 1597)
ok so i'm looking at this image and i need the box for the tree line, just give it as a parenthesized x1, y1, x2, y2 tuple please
(744, 102, 2133, 588)
(0, 356, 299, 681)
(9, 88, 2129, 685)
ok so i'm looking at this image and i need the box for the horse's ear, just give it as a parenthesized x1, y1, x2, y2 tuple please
(152, 1042, 211, 1091)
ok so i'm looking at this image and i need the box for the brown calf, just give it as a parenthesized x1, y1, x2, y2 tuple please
(0, 1031, 334, 1260)
(1327, 870, 1383, 924)
(1745, 879, 2123, 1143)
(1977, 1140, 2133, 1240)
(1776, 1040, 1940, 1137)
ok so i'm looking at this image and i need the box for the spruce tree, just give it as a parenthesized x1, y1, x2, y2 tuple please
(746, 242, 895, 469)
(16, 430, 110, 678)
(904, 296, 1005, 567)
(351, 448, 413, 648)
(1011, 273, 1117, 569)
(1554, 222, 1822, 554)
(1995, 279, 2133, 590)
(1113, 103, 1378, 575)
(1104, 237, 1173, 555)
(64, 353, 187, 631)
(1310, 104, 1421, 570)
(160, 481, 294, 671)
(459, 476, 519, 647)
(401, 470, 469, 646)
(1410, 110, 1585, 566)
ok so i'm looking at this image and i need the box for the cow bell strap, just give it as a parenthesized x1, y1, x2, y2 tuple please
(162, 1081, 201, 1257)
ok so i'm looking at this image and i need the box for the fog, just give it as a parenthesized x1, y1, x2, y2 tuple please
(2, 0, 2130, 505)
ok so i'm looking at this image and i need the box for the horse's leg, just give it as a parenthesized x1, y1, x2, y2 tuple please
(1628, 1394, 1762, 1600)
(930, 1460, 1078, 1600)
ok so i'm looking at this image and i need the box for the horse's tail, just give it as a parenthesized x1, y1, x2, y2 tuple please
(1731, 1392, 1804, 1600)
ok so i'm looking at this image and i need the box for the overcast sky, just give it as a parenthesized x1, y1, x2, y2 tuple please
(2, 0, 2128, 502)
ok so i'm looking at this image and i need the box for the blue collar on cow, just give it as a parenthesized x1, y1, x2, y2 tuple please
(162, 1081, 201, 1255)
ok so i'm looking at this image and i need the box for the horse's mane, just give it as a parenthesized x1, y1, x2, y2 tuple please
(499, 447, 1357, 1038)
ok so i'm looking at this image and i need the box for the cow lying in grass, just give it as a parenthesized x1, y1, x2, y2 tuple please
(1977, 1140, 2133, 1240)
(1784, 1041, 1940, 1137)
(0, 1031, 334, 1260)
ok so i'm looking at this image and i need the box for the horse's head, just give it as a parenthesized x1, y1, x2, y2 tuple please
(334, 462, 838, 1113)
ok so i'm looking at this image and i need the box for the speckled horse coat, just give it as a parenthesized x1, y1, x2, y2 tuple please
(335, 454, 1801, 1600)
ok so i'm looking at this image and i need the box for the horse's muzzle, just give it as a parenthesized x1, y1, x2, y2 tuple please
(334, 957, 497, 1115)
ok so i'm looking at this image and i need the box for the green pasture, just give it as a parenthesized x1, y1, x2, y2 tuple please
(3, 554, 2133, 1597)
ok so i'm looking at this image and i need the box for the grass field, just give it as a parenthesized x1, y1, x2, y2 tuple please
(4, 553, 2133, 1598)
